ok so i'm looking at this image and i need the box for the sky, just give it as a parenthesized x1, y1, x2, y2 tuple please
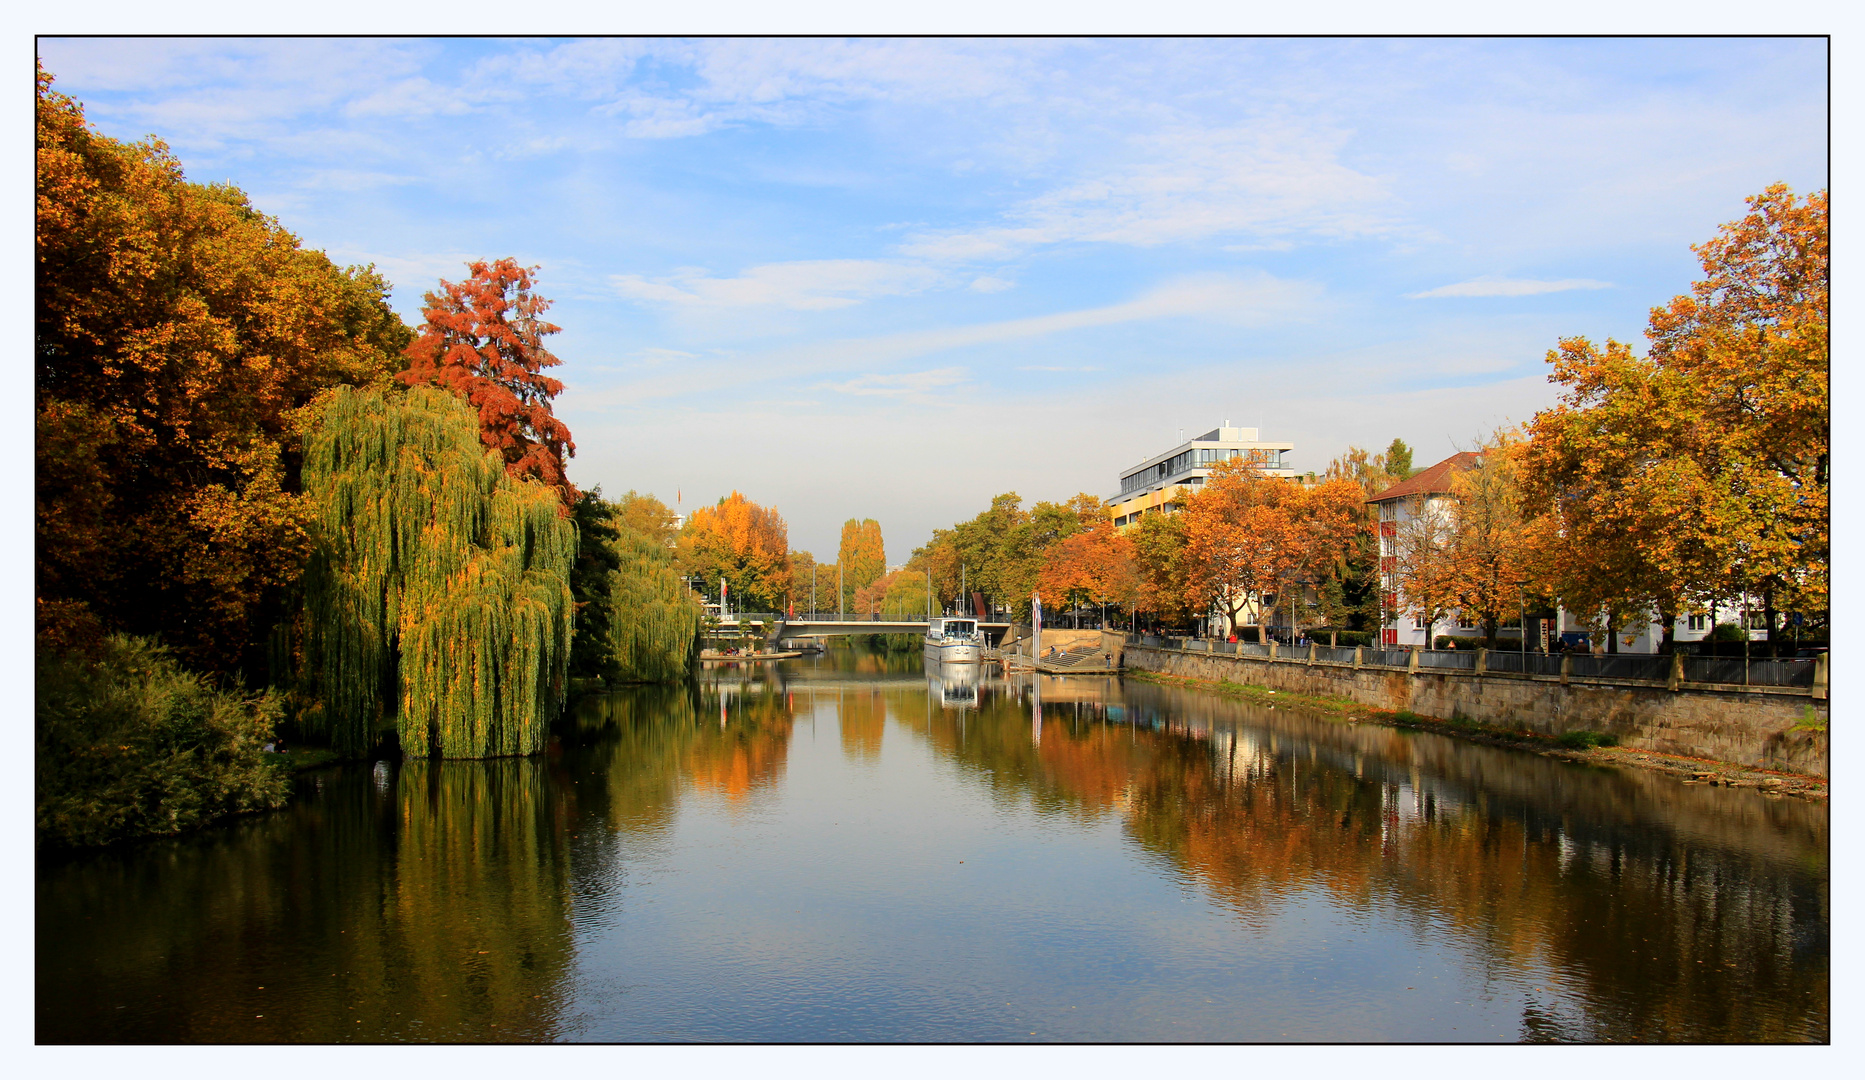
(34, 36, 1829, 562)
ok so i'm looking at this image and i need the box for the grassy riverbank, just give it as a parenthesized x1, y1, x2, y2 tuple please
(1124, 669, 1828, 801)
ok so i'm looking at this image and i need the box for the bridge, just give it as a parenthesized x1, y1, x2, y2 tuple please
(712, 612, 1012, 643)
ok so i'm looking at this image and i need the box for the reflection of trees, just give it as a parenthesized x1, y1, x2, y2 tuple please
(569, 679, 795, 821)
(37, 759, 575, 1042)
(838, 688, 887, 762)
(936, 680, 1827, 1043)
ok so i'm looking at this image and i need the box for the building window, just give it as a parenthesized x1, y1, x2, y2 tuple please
(1413, 617, 1428, 630)
(1687, 614, 1707, 631)
(1458, 615, 1476, 629)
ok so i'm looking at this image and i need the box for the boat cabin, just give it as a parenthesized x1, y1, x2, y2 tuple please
(927, 618, 979, 643)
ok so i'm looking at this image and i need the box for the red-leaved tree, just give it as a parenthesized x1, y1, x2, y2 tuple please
(401, 258, 577, 506)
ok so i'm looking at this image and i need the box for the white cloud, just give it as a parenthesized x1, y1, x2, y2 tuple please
(1408, 277, 1613, 298)
(901, 122, 1400, 260)
(969, 275, 1016, 293)
(824, 367, 969, 398)
(612, 260, 945, 311)
(577, 271, 1319, 408)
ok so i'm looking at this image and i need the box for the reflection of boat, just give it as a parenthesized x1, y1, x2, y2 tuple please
(926, 658, 982, 708)
(923, 617, 983, 664)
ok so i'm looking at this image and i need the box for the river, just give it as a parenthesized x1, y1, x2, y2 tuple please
(36, 647, 1828, 1042)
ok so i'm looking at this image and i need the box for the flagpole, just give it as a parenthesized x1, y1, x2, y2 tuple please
(1033, 592, 1042, 673)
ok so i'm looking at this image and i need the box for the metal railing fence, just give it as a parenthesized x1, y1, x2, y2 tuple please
(1122, 633, 1820, 690)
(1684, 655, 1815, 688)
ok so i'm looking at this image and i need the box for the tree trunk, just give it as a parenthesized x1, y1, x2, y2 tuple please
(1657, 595, 1678, 654)
(1607, 614, 1619, 654)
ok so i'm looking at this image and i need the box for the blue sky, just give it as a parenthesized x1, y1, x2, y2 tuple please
(35, 37, 1829, 561)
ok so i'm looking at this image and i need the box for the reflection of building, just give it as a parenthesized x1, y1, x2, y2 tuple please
(1109, 427, 1297, 530)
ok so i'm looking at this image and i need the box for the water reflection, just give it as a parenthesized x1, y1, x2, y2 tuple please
(923, 675, 1828, 1043)
(38, 758, 575, 1043)
(38, 653, 1826, 1043)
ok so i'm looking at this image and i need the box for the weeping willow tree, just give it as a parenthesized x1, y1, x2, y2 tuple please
(302, 385, 574, 759)
(606, 526, 703, 683)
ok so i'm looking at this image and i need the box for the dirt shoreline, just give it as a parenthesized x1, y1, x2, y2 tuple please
(1124, 668, 1828, 802)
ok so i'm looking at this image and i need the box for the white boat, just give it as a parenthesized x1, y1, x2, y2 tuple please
(924, 617, 983, 664)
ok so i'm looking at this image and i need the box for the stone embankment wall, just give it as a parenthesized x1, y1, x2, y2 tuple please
(1123, 645, 1828, 777)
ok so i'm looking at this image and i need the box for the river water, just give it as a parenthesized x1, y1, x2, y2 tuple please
(37, 648, 1828, 1043)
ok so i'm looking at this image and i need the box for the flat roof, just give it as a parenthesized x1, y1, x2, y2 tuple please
(1118, 431, 1295, 483)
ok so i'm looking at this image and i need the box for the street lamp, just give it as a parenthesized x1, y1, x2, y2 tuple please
(1516, 582, 1528, 662)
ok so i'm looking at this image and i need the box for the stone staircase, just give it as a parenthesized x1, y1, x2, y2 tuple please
(1039, 644, 1116, 672)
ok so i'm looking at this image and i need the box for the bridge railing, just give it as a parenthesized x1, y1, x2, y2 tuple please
(782, 612, 933, 624)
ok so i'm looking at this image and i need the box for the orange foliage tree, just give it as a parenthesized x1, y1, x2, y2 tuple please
(1177, 464, 1366, 638)
(36, 65, 410, 673)
(1179, 460, 1299, 634)
(1523, 185, 1827, 646)
(1441, 431, 1541, 648)
(400, 258, 577, 507)
(677, 493, 793, 612)
(1282, 477, 1371, 639)
(1036, 521, 1141, 625)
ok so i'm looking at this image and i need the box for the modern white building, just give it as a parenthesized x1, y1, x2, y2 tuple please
(1108, 426, 1297, 530)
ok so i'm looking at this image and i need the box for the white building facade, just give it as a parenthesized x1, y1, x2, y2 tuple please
(1108, 426, 1297, 530)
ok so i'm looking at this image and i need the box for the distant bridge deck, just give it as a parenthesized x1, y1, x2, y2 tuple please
(771, 615, 1011, 639)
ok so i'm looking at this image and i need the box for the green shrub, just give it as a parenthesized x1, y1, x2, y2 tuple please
(1707, 621, 1749, 642)
(37, 634, 289, 848)
(1555, 730, 1619, 750)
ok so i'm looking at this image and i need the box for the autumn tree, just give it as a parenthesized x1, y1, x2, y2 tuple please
(1037, 520, 1141, 626)
(849, 568, 933, 650)
(1524, 338, 1730, 652)
(1390, 493, 1462, 649)
(837, 519, 887, 613)
(1179, 460, 1299, 635)
(789, 550, 820, 612)
(908, 491, 1106, 621)
(1523, 185, 1827, 648)
(1443, 431, 1541, 649)
(678, 493, 793, 612)
(1317, 445, 1414, 636)
(1644, 184, 1828, 640)
(613, 490, 680, 547)
(36, 65, 411, 676)
(997, 495, 1099, 615)
(913, 493, 1027, 614)
(401, 258, 577, 507)
(1129, 510, 1194, 627)
(1283, 478, 1370, 640)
